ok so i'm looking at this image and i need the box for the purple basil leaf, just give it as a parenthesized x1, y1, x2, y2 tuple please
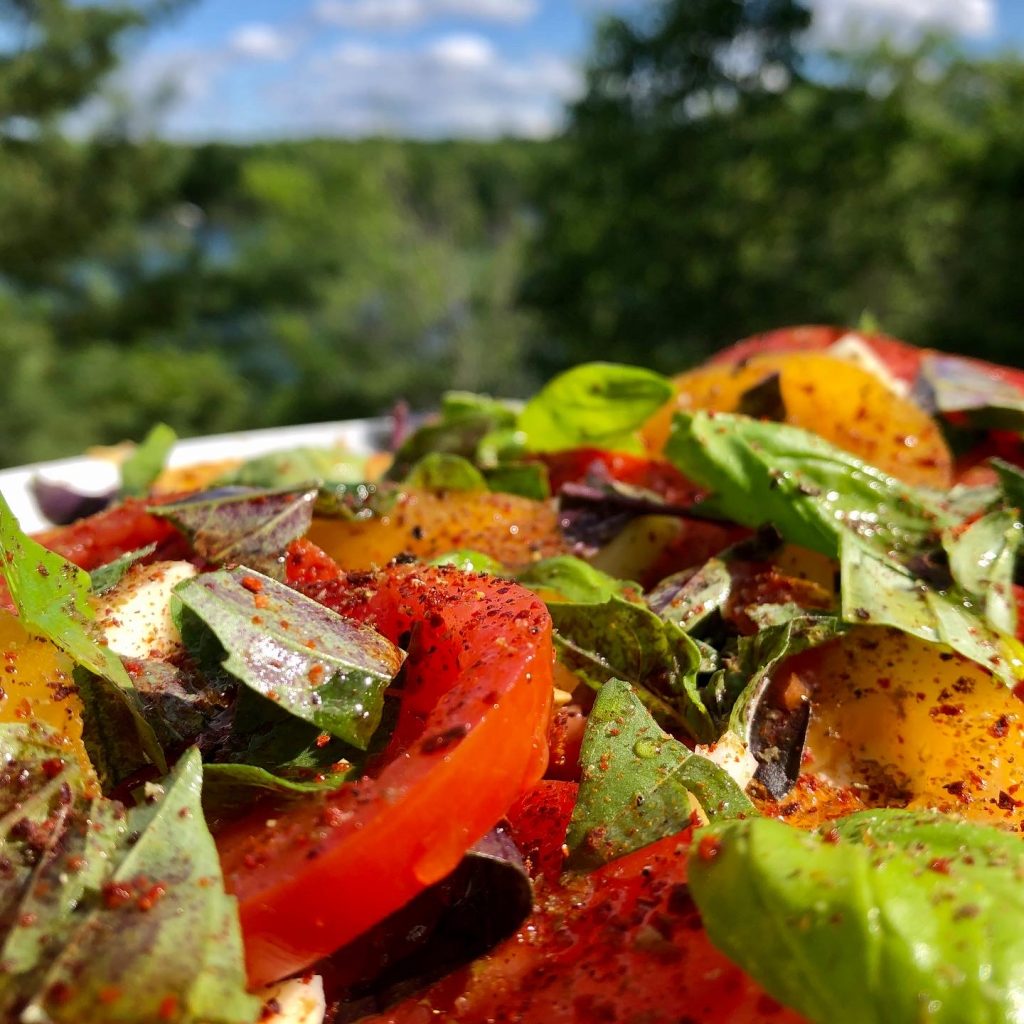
(30, 476, 115, 526)
(915, 354, 1024, 429)
(150, 485, 317, 578)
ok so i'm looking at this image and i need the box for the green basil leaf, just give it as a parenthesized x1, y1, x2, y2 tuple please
(89, 544, 157, 595)
(173, 567, 404, 749)
(482, 462, 550, 500)
(151, 485, 317, 577)
(549, 594, 715, 742)
(993, 457, 1024, 511)
(215, 446, 369, 488)
(516, 556, 635, 604)
(943, 509, 1022, 636)
(202, 761, 357, 819)
(428, 549, 507, 575)
(405, 453, 488, 492)
(689, 809, 1024, 1024)
(518, 363, 673, 454)
(646, 558, 733, 633)
(0, 494, 165, 773)
(565, 680, 755, 870)
(665, 411, 950, 559)
(840, 536, 1024, 687)
(314, 481, 398, 521)
(0, 730, 257, 1024)
(120, 422, 176, 498)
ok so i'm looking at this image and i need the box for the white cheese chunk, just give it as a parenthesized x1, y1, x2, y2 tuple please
(695, 731, 759, 792)
(258, 975, 326, 1024)
(97, 560, 198, 661)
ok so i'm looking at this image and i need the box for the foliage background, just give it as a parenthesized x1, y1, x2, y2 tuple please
(1, 0, 1023, 466)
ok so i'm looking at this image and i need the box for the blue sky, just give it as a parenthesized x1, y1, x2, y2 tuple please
(118, 0, 1022, 140)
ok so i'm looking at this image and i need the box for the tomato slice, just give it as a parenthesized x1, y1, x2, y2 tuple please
(365, 830, 807, 1024)
(216, 563, 555, 988)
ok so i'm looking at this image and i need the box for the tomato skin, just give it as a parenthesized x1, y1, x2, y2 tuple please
(365, 832, 806, 1024)
(216, 564, 555, 989)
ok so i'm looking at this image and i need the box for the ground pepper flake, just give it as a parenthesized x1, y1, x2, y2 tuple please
(697, 834, 722, 863)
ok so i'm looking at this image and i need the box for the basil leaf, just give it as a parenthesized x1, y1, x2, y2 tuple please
(482, 462, 550, 500)
(841, 537, 1024, 687)
(943, 509, 1022, 636)
(120, 422, 176, 498)
(216, 446, 368, 488)
(390, 392, 517, 476)
(516, 556, 635, 604)
(549, 595, 715, 742)
(89, 543, 157, 595)
(173, 567, 404, 749)
(993, 457, 1024, 511)
(315, 481, 397, 521)
(689, 810, 1024, 1024)
(405, 453, 488, 492)
(519, 363, 673, 454)
(565, 680, 754, 870)
(0, 494, 165, 773)
(151, 486, 317, 578)
(917, 353, 1024, 430)
(647, 558, 733, 633)
(428, 549, 506, 574)
(0, 730, 257, 1024)
(665, 411, 950, 559)
(202, 761, 356, 819)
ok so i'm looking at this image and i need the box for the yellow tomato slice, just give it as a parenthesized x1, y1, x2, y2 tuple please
(643, 352, 953, 489)
(784, 627, 1024, 829)
(0, 609, 92, 778)
(307, 489, 569, 571)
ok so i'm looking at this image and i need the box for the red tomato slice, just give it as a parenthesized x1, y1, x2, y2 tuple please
(504, 780, 578, 882)
(32, 497, 187, 570)
(216, 563, 555, 988)
(365, 831, 807, 1024)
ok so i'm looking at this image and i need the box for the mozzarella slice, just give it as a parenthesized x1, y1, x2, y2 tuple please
(695, 731, 759, 792)
(827, 334, 910, 397)
(258, 975, 326, 1024)
(97, 560, 198, 661)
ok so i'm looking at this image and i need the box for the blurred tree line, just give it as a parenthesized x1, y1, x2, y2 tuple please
(1, 0, 1023, 466)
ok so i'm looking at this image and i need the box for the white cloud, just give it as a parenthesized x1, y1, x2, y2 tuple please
(808, 0, 995, 47)
(276, 34, 580, 138)
(229, 23, 296, 61)
(313, 0, 538, 31)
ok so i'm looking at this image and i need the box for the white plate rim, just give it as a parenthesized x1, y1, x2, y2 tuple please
(0, 417, 391, 533)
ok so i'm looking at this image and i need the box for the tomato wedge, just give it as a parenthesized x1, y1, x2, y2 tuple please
(216, 563, 555, 988)
(366, 830, 807, 1024)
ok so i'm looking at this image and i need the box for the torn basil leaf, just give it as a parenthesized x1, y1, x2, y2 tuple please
(120, 422, 176, 498)
(89, 544, 157, 595)
(215, 446, 369, 488)
(0, 494, 164, 773)
(405, 453, 488, 492)
(665, 411, 950, 559)
(202, 761, 357, 820)
(993, 457, 1024, 511)
(942, 509, 1021, 636)
(549, 594, 715, 742)
(0, 730, 257, 1024)
(916, 353, 1024, 430)
(519, 363, 673, 454)
(315, 481, 398, 521)
(840, 537, 1024, 687)
(482, 461, 550, 500)
(565, 680, 755, 870)
(151, 486, 317, 578)
(516, 556, 635, 604)
(173, 567, 404, 749)
(428, 549, 506, 574)
(689, 809, 1024, 1024)
(646, 558, 733, 633)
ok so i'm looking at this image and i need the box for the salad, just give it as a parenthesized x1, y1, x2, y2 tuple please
(2, 324, 1024, 1024)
